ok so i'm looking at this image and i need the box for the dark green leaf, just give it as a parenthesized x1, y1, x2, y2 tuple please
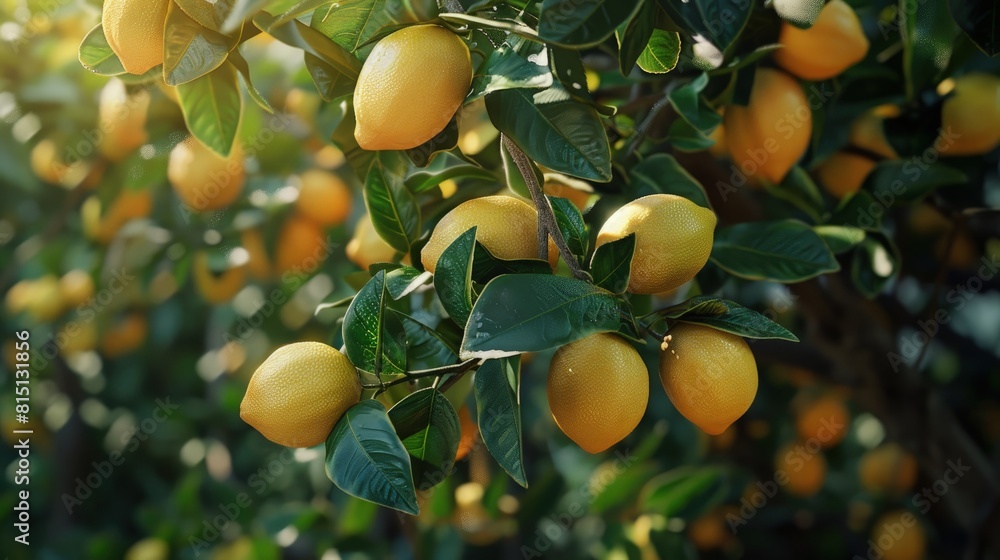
(385, 266, 431, 300)
(364, 158, 421, 253)
(395, 312, 459, 370)
(711, 219, 840, 283)
(548, 196, 588, 263)
(948, 0, 1000, 55)
(404, 152, 496, 193)
(590, 233, 635, 294)
(851, 232, 898, 299)
(487, 87, 612, 182)
(79, 25, 126, 76)
(829, 191, 883, 231)
(164, 2, 237, 86)
(471, 243, 553, 284)
(469, 41, 554, 102)
(388, 388, 461, 491)
(325, 400, 419, 515)
(342, 270, 407, 374)
(814, 225, 865, 254)
(176, 62, 243, 156)
(637, 29, 681, 74)
(616, 0, 656, 75)
(174, 0, 243, 34)
(304, 53, 355, 101)
(406, 118, 459, 168)
(228, 49, 274, 113)
(434, 227, 477, 327)
(668, 73, 719, 134)
(763, 166, 824, 223)
(640, 467, 730, 519)
(630, 154, 711, 208)
(460, 275, 623, 359)
(657, 0, 751, 52)
(657, 296, 798, 341)
(270, 0, 340, 27)
(474, 357, 527, 487)
(865, 160, 967, 205)
(538, 0, 640, 47)
(590, 462, 661, 514)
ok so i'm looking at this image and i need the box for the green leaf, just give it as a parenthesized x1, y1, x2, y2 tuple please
(269, 0, 341, 28)
(668, 118, 716, 152)
(829, 191, 882, 232)
(364, 157, 421, 253)
(657, 0, 751, 53)
(434, 227, 477, 327)
(637, 29, 681, 74)
(773, 0, 825, 28)
(385, 266, 431, 300)
(304, 53, 355, 101)
(395, 312, 459, 370)
(851, 233, 898, 299)
(901, 0, 958, 100)
(325, 400, 419, 515)
(388, 388, 461, 491)
(948, 0, 1000, 56)
(176, 62, 243, 156)
(711, 219, 840, 283)
(311, 0, 392, 60)
(474, 357, 527, 487)
(460, 275, 623, 359)
(548, 196, 588, 264)
(763, 166, 824, 223)
(342, 270, 407, 375)
(222, 0, 270, 34)
(865, 160, 967, 205)
(640, 467, 730, 519)
(667, 73, 719, 136)
(468, 41, 554, 102)
(405, 118, 459, 168)
(814, 225, 865, 254)
(500, 137, 542, 199)
(256, 12, 361, 79)
(174, 0, 243, 34)
(629, 154, 711, 208)
(487, 87, 612, 182)
(590, 233, 634, 294)
(538, 0, 641, 47)
(657, 296, 799, 341)
(590, 462, 661, 514)
(616, 0, 656, 75)
(404, 152, 495, 193)
(79, 25, 126, 76)
(228, 49, 274, 113)
(471, 243, 553, 284)
(386, 0, 439, 23)
(164, 2, 237, 85)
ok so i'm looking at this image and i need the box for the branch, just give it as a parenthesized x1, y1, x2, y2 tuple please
(362, 358, 481, 394)
(500, 135, 589, 280)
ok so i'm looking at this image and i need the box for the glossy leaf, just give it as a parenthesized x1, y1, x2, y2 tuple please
(388, 388, 461, 491)
(948, 0, 1000, 55)
(228, 49, 274, 113)
(830, 191, 883, 232)
(865, 161, 967, 205)
(256, 12, 361, 79)
(471, 243, 553, 284)
(814, 225, 865, 254)
(851, 232, 899, 299)
(164, 2, 237, 86)
(404, 152, 496, 193)
(385, 266, 431, 300)
(711, 220, 840, 283)
(460, 275, 623, 359)
(325, 400, 419, 515)
(764, 166, 824, 223)
(364, 158, 421, 253)
(657, 296, 799, 341)
(405, 118, 459, 168)
(176, 62, 242, 156)
(629, 154, 711, 208)
(616, 0, 657, 75)
(900, 0, 958, 99)
(474, 357, 527, 487)
(487, 87, 612, 182)
(395, 312, 459, 370)
(469, 40, 553, 102)
(667, 73, 719, 135)
(590, 233, 635, 294)
(342, 270, 407, 375)
(79, 25, 126, 76)
(658, 0, 751, 52)
(538, 0, 640, 47)
(548, 196, 588, 264)
(311, 0, 392, 60)
(637, 29, 681, 74)
(434, 227, 477, 327)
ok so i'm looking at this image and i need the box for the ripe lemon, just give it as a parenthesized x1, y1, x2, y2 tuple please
(859, 443, 918, 497)
(421, 195, 557, 274)
(658, 323, 757, 435)
(773, 0, 868, 81)
(23, 275, 65, 322)
(168, 137, 245, 212)
(30, 139, 82, 186)
(241, 228, 272, 280)
(354, 25, 472, 150)
(595, 194, 716, 295)
(101, 313, 147, 358)
(98, 78, 150, 161)
(775, 441, 827, 496)
(5, 280, 34, 314)
(60, 322, 98, 355)
(59, 270, 95, 308)
(102, 0, 169, 75)
(850, 105, 900, 159)
(940, 73, 1000, 156)
(296, 170, 353, 226)
(84, 189, 153, 243)
(192, 251, 247, 304)
(725, 68, 812, 185)
(795, 393, 850, 447)
(240, 342, 361, 448)
(275, 214, 329, 277)
(815, 151, 878, 198)
(547, 333, 649, 454)
(870, 510, 926, 560)
(346, 214, 398, 270)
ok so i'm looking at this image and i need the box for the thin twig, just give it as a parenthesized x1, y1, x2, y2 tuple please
(500, 135, 589, 280)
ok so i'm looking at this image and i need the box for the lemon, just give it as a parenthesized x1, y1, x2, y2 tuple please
(859, 443, 918, 497)
(102, 0, 169, 75)
(101, 314, 147, 358)
(795, 392, 850, 447)
(296, 170, 353, 226)
(85, 189, 153, 244)
(60, 322, 98, 355)
(98, 78, 150, 161)
(168, 137, 245, 212)
(24, 275, 65, 322)
(658, 323, 757, 435)
(775, 441, 826, 496)
(725, 68, 812, 185)
(240, 342, 362, 448)
(850, 105, 899, 159)
(595, 194, 716, 295)
(547, 333, 649, 454)
(275, 214, 329, 277)
(870, 510, 926, 560)
(773, 0, 869, 81)
(124, 537, 168, 560)
(345, 214, 398, 270)
(543, 181, 592, 211)
(815, 151, 877, 198)
(241, 228, 272, 280)
(421, 195, 557, 274)
(192, 251, 247, 304)
(940, 73, 1000, 156)
(59, 270, 95, 309)
(354, 25, 472, 150)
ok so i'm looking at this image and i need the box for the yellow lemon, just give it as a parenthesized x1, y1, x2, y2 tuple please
(815, 151, 878, 198)
(795, 392, 850, 447)
(354, 25, 472, 150)
(859, 443, 919, 497)
(168, 137, 245, 212)
(296, 170, 353, 226)
(775, 441, 827, 496)
(102, 0, 169, 75)
(773, 0, 869, 81)
(940, 73, 1000, 156)
(124, 537, 168, 560)
(192, 251, 247, 304)
(346, 214, 398, 270)
(240, 342, 361, 448)
(59, 270, 95, 309)
(274, 214, 329, 277)
(98, 78, 150, 161)
(595, 194, 717, 295)
(849, 104, 900, 159)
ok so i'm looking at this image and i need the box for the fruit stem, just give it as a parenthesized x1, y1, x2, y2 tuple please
(500, 135, 590, 281)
